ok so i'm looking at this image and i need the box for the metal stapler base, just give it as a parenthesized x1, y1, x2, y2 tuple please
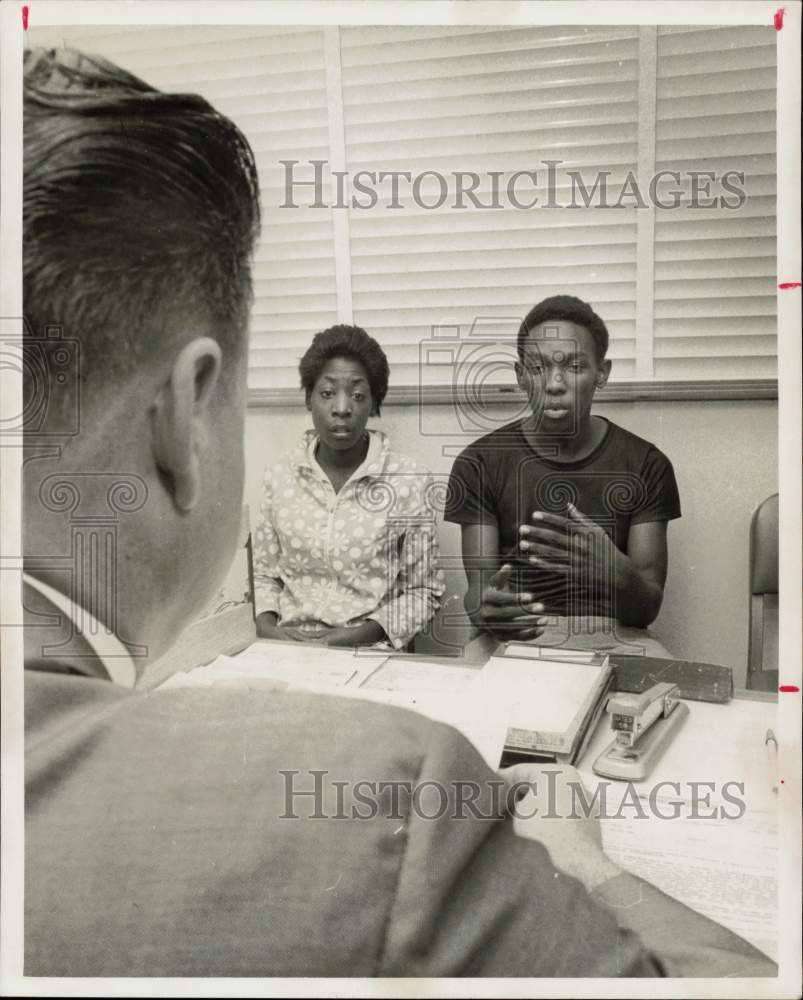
(592, 701, 690, 781)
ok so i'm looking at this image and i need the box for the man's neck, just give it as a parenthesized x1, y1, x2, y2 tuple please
(520, 414, 606, 463)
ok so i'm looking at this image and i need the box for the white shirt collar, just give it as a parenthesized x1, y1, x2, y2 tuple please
(22, 572, 137, 688)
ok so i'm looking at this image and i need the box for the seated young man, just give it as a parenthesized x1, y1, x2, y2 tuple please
(445, 295, 681, 649)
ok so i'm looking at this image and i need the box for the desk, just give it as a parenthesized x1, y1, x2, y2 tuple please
(162, 638, 778, 961)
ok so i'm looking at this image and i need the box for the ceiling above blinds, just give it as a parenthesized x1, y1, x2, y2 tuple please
(28, 22, 778, 396)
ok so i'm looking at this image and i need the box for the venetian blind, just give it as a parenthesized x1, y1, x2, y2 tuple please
(29, 23, 778, 395)
(340, 25, 641, 387)
(653, 25, 777, 380)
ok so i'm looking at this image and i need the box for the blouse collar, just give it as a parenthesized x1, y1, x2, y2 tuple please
(292, 428, 389, 481)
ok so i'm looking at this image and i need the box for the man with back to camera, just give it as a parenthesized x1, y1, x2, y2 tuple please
(445, 296, 681, 652)
(19, 47, 774, 978)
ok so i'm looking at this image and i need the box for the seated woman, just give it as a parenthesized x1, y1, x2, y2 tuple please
(253, 324, 445, 649)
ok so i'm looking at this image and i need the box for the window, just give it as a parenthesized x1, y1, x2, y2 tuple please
(31, 23, 778, 401)
(653, 26, 777, 381)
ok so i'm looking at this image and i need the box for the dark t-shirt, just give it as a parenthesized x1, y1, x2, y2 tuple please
(444, 418, 681, 617)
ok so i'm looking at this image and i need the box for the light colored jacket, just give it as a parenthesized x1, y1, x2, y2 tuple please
(253, 429, 445, 648)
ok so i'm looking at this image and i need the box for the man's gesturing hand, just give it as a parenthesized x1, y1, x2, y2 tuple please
(519, 502, 624, 592)
(477, 563, 548, 641)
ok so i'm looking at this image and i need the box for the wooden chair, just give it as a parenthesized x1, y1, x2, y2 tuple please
(746, 493, 779, 692)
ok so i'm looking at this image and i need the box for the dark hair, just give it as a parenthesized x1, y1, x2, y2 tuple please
(517, 295, 609, 363)
(299, 325, 389, 415)
(23, 47, 261, 414)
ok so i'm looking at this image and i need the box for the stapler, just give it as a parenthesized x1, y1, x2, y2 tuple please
(592, 682, 689, 781)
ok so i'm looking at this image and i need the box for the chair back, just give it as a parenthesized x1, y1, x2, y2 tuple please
(750, 493, 779, 595)
(747, 493, 778, 689)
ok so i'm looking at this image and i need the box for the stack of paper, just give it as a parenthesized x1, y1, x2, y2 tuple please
(480, 650, 612, 758)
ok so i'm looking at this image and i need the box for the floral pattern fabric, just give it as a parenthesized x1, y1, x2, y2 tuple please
(253, 430, 445, 649)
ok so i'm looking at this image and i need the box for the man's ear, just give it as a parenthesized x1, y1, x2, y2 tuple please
(150, 337, 223, 512)
(514, 360, 527, 392)
(595, 359, 612, 390)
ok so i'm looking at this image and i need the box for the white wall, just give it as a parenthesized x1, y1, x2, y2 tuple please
(244, 398, 777, 687)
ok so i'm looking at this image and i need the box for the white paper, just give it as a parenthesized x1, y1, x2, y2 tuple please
(599, 810, 778, 962)
(482, 654, 607, 735)
(158, 641, 389, 691)
(360, 656, 481, 694)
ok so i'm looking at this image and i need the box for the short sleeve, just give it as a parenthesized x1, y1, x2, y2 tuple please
(443, 448, 497, 527)
(630, 447, 682, 526)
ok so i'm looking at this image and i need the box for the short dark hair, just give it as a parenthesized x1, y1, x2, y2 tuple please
(517, 295, 609, 363)
(23, 47, 261, 415)
(299, 325, 389, 415)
